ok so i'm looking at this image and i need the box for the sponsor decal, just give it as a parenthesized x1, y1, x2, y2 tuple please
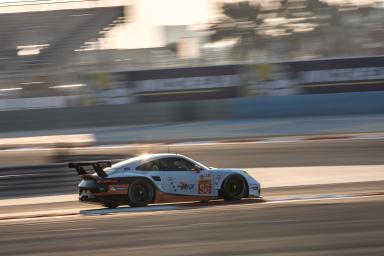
(167, 177, 176, 181)
(199, 173, 212, 179)
(110, 187, 126, 191)
(214, 174, 223, 189)
(109, 185, 128, 191)
(177, 182, 194, 190)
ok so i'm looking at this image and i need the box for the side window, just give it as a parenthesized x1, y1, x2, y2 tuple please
(136, 157, 196, 171)
(166, 157, 195, 171)
(136, 159, 168, 171)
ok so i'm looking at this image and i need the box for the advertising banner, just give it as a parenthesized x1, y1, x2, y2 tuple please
(289, 56, 384, 94)
(118, 65, 245, 102)
(88, 56, 384, 104)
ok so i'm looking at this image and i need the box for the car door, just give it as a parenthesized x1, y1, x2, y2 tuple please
(158, 157, 215, 196)
(154, 157, 197, 196)
(135, 156, 215, 196)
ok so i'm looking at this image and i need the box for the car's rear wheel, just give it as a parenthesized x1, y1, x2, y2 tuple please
(222, 175, 247, 201)
(127, 179, 154, 207)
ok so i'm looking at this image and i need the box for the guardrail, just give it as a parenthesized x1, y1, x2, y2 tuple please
(0, 164, 76, 198)
(0, 159, 123, 199)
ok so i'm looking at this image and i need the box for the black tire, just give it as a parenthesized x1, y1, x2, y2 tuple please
(127, 179, 154, 207)
(102, 203, 119, 209)
(222, 175, 247, 201)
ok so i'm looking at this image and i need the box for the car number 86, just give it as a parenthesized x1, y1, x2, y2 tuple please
(198, 180, 211, 194)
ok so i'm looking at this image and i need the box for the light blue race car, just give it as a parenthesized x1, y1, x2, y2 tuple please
(69, 153, 261, 208)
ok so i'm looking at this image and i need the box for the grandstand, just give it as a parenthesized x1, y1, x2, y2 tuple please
(0, 5, 125, 80)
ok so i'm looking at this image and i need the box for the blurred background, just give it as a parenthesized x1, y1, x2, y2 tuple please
(0, 2, 384, 255)
(0, 0, 383, 182)
(0, 0, 383, 110)
(0, 0, 383, 161)
(0, 0, 383, 165)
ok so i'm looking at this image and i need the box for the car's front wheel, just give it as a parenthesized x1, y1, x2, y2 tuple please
(222, 175, 247, 201)
(127, 179, 154, 207)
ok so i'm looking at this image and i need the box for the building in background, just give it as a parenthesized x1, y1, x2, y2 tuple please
(0, 0, 383, 110)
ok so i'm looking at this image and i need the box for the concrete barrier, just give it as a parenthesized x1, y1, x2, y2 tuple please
(0, 92, 383, 133)
(231, 92, 384, 119)
(0, 99, 232, 132)
(0, 102, 176, 131)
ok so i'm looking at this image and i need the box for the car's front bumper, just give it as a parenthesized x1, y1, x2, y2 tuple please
(248, 183, 261, 197)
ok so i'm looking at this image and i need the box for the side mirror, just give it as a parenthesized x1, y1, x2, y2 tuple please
(192, 165, 201, 173)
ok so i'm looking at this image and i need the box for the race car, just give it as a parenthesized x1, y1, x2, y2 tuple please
(69, 153, 261, 208)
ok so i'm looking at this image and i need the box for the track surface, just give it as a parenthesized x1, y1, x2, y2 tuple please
(0, 195, 383, 256)
(1, 139, 384, 255)
(1, 180, 383, 215)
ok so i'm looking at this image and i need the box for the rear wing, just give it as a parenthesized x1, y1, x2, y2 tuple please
(68, 161, 112, 178)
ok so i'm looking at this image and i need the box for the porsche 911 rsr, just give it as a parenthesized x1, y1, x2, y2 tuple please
(69, 153, 261, 208)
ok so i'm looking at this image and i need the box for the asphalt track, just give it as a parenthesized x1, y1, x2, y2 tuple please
(1, 139, 384, 255)
(0, 194, 383, 256)
(0, 181, 383, 256)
